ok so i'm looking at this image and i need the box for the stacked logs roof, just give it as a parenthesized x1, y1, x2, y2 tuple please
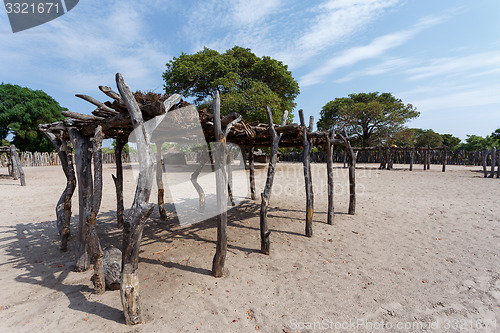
(38, 85, 351, 147)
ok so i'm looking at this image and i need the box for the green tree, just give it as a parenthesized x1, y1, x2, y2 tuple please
(457, 135, 493, 151)
(415, 129, 443, 148)
(390, 128, 417, 147)
(317, 92, 419, 147)
(162, 46, 299, 124)
(0, 83, 65, 151)
(440, 133, 461, 150)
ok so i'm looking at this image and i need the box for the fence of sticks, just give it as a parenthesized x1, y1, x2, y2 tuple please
(481, 147, 500, 178)
(38, 73, 357, 325)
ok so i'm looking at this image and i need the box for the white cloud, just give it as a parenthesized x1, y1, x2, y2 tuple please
(335, 57, 412, 82)
(300, 13, 450, 86)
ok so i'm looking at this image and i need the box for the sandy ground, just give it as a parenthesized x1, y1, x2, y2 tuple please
(0, 162, 499, 333)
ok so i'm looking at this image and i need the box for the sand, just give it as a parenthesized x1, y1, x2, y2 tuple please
(0, 162, 499, 332)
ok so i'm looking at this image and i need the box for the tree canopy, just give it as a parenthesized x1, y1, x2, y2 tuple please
(317, 92, 419, 147)
(0, 83, 65, 151)
(162, 46, 299, 124)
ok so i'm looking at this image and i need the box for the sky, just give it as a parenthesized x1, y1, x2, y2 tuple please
(1, 0, 499, 142)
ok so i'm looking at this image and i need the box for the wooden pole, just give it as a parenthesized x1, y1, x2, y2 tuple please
(426, 146, 431, 170)
(482, 149, 489, 178)
(155, 142, 167, 219)
(227, 148, 235, 206)
(68, 127, 92, 272)
(489, 147, 496, 178)
(410, 148, 414, 171)
(300, 110, 314, 237)
(112, 138, 125, 228)
(9, 145, 25, 186)
(43, 131, 76, 252)
(442, 147, 447, 172)
(340, 132, 356, 215)
(211, 91, 242, 276)
(88, 125, 106, 294)
(116, 73, 156, 325)
(249, 147, 256, 200)
(190, 146, 208, 211)
(260, 107, 287, 255)
(497, 149, 500, 178)
(326, 131, 334, 225)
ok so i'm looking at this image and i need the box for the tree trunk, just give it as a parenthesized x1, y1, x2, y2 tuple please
(249, 147, 256, 200)
(191, 146, 208, 211)
(489, 147, 496, 178)
(112, 138, 125, 228)
(300, 110, 314, 237)
(482, 149, 489, 178)
(326, 132, 334, 225)
(155, 142, 167, 219)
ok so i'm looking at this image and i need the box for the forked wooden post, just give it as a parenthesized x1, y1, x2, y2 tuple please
(155, 142, 168, 219)
(68, 127, 92, 272)
(112, 138, 125, 228)
(211, 91, 242, 277)
(116, 73, 156, 325)
(43, 131, 76, 251)
(300, 110, 314, 237)
(260, 107, 287, 254)
(88, 125, 106, 294)
(249, 146, 256, 200)
(191, 146, 208, 211)
(326, 131, 335, 225)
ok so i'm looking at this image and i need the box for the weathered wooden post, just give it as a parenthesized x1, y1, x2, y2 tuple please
(112, 138, 126, 228)
(68, 128, 92, 272)
(9, 145, 25, 186)
(211, 91, 242, 277)
(260, 107, 287, 254)
(410, 148, 414, 171)
(426, 146, 431, 170)
(326, 131, 335, 225)
(249, 146, 256, 200)
(340, 132, 356, 215)
(442, 147, 447, 172)
(43, 131, 76, 252)
(299, 110, 314, 237)
(227, 148, 235, 206)
(155, 142, 168, 219)
(482, 149, 489, 178)
(497, 149, 500, 178)
(116, 73, 156, 325)
(489, 147, 496, 178)
(191, 146, 208, 211)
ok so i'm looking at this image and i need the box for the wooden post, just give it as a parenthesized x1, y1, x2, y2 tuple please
(43, 131, 76, 252)
(155, 142, 167, 219)
(260, 107, 287, 255)
(112, 138, 125, 228)
(482, 149, 489, 178)
(300, 110, 314, 237)
(426, 146, 431, 170)
(326, 131, 334, 225)
(442, 147, 447, 172)
(227, 148, 235, 206)
(497, 149, 500, 178)
(489, 147, 496, 178)
(340, 132, 356, 215)
(387, 147, 393, 170)
(68, 127, 92, 272)
(116, 73, 156, 325)
(410, 148, 414, 171)
(88, 125, 106, 294)
(191, 146, 208, 211)
(9, 145, 25, 186)
(249, 146, 256, 200)
(211, 91, 242, 277)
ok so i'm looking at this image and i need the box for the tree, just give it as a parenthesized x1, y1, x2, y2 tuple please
(162, 46, 299, 124)
(415, 129, 443, 148)
(390, 128, 417, 147)
(0, 83, 65, 151)
(440, 133, 461, 150)
(317, 92, 419, 146)
(457, 135, 493, 151)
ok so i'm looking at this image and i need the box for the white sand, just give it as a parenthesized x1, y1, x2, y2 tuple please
(0, 163, 498, 332)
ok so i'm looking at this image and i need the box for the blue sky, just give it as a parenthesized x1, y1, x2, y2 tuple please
(1, 0, 499, 141)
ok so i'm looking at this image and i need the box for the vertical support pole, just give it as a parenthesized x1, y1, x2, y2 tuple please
(489, 147, 496, 178)
(300, 110, 314, 237)
(249, 146, 256, 200)
(340, 133, 356, 215)
(426, 146, 431, 170)
(43, 131, 76, 252)
(9, 145, 25, 185)
(442, 147, 447, 172)
(116, 73, 156, 325)
(191, 146, 208, 211)
(68, 128, 92, 272)
(410, 148, 414, 171)
(260, 108, 287, 255)
(227, 147, 235, 206)
(497, 149, 500, 178)
(482, 149, 489, 178)
(155, 142, 167, 219)
(326, 131, 334, 225)
(112, 138, 125, 228)
(88, 125, 105, 294)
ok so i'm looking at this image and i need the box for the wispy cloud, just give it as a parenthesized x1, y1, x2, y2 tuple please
(299, 13, 451, 86)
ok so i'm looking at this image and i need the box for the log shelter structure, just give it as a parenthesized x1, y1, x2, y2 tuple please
(38, 73, 357, 325)
(0, 145, 26, 186)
